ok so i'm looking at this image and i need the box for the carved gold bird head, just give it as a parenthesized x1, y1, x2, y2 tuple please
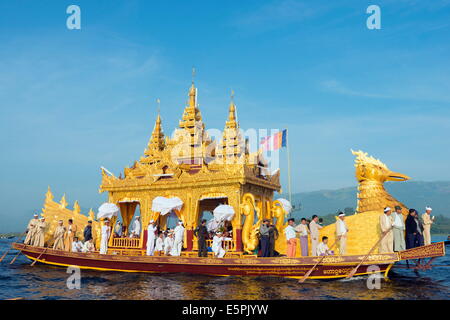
(351, 149, 410, 183)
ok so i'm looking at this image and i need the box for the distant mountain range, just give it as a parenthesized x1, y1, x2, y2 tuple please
(286, 181, 450, 219)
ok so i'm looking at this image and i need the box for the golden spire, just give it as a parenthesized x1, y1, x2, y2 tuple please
(216, 90, 243, 160)
(227, 89, 237, 127)
(142, 102, 165, 162)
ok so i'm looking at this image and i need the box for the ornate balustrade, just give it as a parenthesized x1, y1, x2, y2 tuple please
(206, 239, 236, 251)
(111, 237, 141, 248)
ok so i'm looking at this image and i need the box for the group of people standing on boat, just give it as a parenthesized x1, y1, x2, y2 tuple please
(23, 204, 435, 258)
(380, 206, 435, 253)
(258, 213, 348, 258)
(23, 215, 96, 253)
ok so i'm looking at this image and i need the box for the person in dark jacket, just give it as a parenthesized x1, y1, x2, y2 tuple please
(194, 219, 209, 257)
(259, 219, 271, 257)
(405, 209, 418, 249)
(268, 223, 279, 257)
(414, 213, 425, 247)
(83, 220, 93, 242)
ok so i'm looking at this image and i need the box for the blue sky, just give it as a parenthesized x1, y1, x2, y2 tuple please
(1, 0, 450, 232)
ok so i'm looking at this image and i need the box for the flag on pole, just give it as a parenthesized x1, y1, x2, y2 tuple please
(260, 129, 287, 151)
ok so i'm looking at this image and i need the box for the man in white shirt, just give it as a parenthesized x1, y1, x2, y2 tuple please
(71, 237, 83, 252)
(336, 212, 349, 255)
(212, 231, 226, 258)
(146, 220, 157, 256)
(316, 236, 334, 256)
(284, 218, 297, 257)
(170, 221, 185, 256)
(380, 207, 394, 253)
(392, 206, 406, 251)
(100, 219, 111, 254)
(164, 231, 174, 255)
(294, 218, 309, 256)
(131, 216, 141, 238)
(155, 233, 164, 255)
(82, 238, 95, 253)
(422, 206, 434, 245)
(309, 215, 323, 256)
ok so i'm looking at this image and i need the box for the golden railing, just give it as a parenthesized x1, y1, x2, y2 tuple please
(110, 237, 141, 248)
(206, 239, 236, 251)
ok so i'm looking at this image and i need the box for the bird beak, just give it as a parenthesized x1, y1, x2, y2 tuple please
(386, 171, 410, 181)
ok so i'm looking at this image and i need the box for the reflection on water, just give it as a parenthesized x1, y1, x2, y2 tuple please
(1, 237, 449, 300)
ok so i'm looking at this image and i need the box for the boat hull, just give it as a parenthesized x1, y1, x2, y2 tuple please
(11, 243, 402, 279)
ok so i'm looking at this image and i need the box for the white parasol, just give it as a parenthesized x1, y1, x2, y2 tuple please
(213, 204, 235, 222)
(151, 196, 183, 216)
(275, 198, 293, 214)
(206, 218, 220, 232)
(97, 203, 120, 219)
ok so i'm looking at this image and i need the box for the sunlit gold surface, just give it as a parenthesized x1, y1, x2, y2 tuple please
(320, 150, 410, 255)
(41, 187, 101, 249)
(38, 83, 282, 254)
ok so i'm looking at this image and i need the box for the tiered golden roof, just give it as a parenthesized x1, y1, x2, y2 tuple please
(98, 81, 282, 253)
(215, 96, 245, 163)
(141, 113, 165, 164)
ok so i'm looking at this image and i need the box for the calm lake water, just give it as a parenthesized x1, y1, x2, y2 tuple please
(0, 236, 449, 300)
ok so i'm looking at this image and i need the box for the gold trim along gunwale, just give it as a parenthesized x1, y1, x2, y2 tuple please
(14, 243, 399, 267)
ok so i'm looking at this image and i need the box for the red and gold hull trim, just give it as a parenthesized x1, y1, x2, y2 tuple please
(12, 242, 445, 280)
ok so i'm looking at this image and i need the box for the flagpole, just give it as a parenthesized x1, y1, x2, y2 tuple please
(286, 128, 292, 218)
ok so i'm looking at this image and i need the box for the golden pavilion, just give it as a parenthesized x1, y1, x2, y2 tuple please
(93, 81, 284, 256)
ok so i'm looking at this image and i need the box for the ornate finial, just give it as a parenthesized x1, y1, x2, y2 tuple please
(60, 194, 68, 209)
(45, 186, 54, 202)
(192, 66, 196, 84)
(156, 98, 161, 115)
(88, 208, 95, 221)
(231, 89, 235, 102)
(73, 200, 81, 214)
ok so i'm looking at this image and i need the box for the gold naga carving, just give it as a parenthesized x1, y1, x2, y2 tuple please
(271, 199, 288, 255)
(320, 149, 410, 255)
(41, 187, 101, 249)
(241, 193, 262, 254)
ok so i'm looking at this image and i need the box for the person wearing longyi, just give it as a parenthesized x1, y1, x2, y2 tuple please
(392, 206, 406, 251)
(295, 218, 309, 256)
(284, 218, 297, 258)
(309, 215, 322, 256)
(336, 212, 349, 255)
(53, 220, 66, 250)
(379, 207, 394, 253)
(131, 216, 141, 238)
(100, 219, 111, 254)
(64, 219, 78, 252)
(422, 206, 434, 245)
(259, 219, 271, 257)
(24, 213, 39, 246)
(33, 216, 47, 247)
(146, 220, 157, 256)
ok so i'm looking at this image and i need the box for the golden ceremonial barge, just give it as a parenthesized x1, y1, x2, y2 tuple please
(11, 81, 446, 279)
